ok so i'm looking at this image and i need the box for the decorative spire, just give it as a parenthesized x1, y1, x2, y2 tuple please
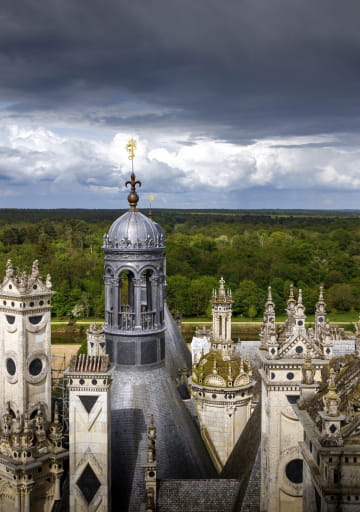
(125, 138, 142, 211)
(323, 368, 340, 417)
(315, 284, 326, 316)
(219, 276, 225, 297)
(5, 259, 14, 278)
(286, 283, 296, 312)
(264, 285, 275, 315)
(146, 414, 157, 464)
(301, 345, 315, 385)
(297, 289, 303, 305)
(31, 259, 39, 279)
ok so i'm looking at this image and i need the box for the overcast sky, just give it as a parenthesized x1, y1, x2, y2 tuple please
(1, 0, 360, 209)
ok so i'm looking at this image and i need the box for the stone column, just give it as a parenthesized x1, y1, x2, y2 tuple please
(54, 471, 61, 501)
(150, 276, 159, 328)
(118, 277, 123, 311)
(112, 279, 119, 328)
(134, 279, 142, 329)
(104, 277, 113, 325)
(227, 312, 232, 341)
(24, 486, 31, 512)
(221, 315, 226, 342)
(158, 274, 165, 324)
(14, 487, 21, 512)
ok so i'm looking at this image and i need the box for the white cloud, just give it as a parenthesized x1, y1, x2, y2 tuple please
(0, 124, 360, 207)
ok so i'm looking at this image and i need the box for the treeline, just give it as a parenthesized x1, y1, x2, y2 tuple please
(0, 209, 360, 319)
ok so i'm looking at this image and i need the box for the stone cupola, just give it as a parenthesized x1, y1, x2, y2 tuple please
(102, 170, 166, 368)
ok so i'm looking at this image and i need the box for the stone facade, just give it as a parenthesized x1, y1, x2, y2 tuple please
(296, 355, 360, 511)
(259, 285, 343, 512)
(66, 354, 112, 512)
(0, 261, 68, 512)
(102, 170, 216, 510)
(0, 260, 54, 420)
(86, 323, 106, 356)
(191, 278, 254, 471)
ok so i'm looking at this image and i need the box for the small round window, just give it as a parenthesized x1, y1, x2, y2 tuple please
(287, 372, 295, 380)
(295, 346, 303, 354)
(298, 320, 303, 326)
(285, 459, 303, 484)
(6, 358, 16, 376)
(29, 359, 43, 376)
(6, 315, 15, 325)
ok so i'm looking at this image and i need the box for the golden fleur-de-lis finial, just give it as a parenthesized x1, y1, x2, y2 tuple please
(124, 138, 141, 211)
(126, 138, 137, 162)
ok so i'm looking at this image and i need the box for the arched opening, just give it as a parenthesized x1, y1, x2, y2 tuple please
(118, 270, 136, 330)
(140, 269, 156, 330)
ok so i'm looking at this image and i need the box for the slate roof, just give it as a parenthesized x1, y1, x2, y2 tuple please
(164, 303, 192, 377)
(158, 479, 241, 512)
(221, 403, 261, 511)
(110, 307, 216, 511)
(240, 446, 261, 512)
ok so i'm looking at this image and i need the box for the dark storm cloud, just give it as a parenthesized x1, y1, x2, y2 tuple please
(1, 0, 360, 139)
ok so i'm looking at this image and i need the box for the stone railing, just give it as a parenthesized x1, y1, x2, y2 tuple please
(118, 312, 135, 330)
(141, 311, 156, 330)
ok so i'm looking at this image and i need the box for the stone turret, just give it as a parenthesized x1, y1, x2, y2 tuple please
(294, 289, 306, 334)
(102, 170, 166, 367)
(285, 283, 297, 335)
(0, 260, 68, 512)
(191, 278, 254, 471)
(66, 354, 112, 511)
(0, 260, 55, 419)
(315, 284, 326, 339)
(104, 166, 215, 509)
(260, 286, 276, 351)
(211, 277, 233, 347)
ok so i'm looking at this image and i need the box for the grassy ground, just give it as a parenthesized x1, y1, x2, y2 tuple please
(50, 312, 359, 325)
(182, 312, 359, 324)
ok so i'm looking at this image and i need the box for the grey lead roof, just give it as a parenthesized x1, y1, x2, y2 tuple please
(111, 365, 216, 511)
(106, 210, 165, 249)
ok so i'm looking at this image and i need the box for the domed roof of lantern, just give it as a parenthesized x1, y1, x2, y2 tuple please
(102, 138, 165, 251)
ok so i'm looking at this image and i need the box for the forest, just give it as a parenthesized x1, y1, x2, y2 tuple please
(0, 208, 360, 321)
